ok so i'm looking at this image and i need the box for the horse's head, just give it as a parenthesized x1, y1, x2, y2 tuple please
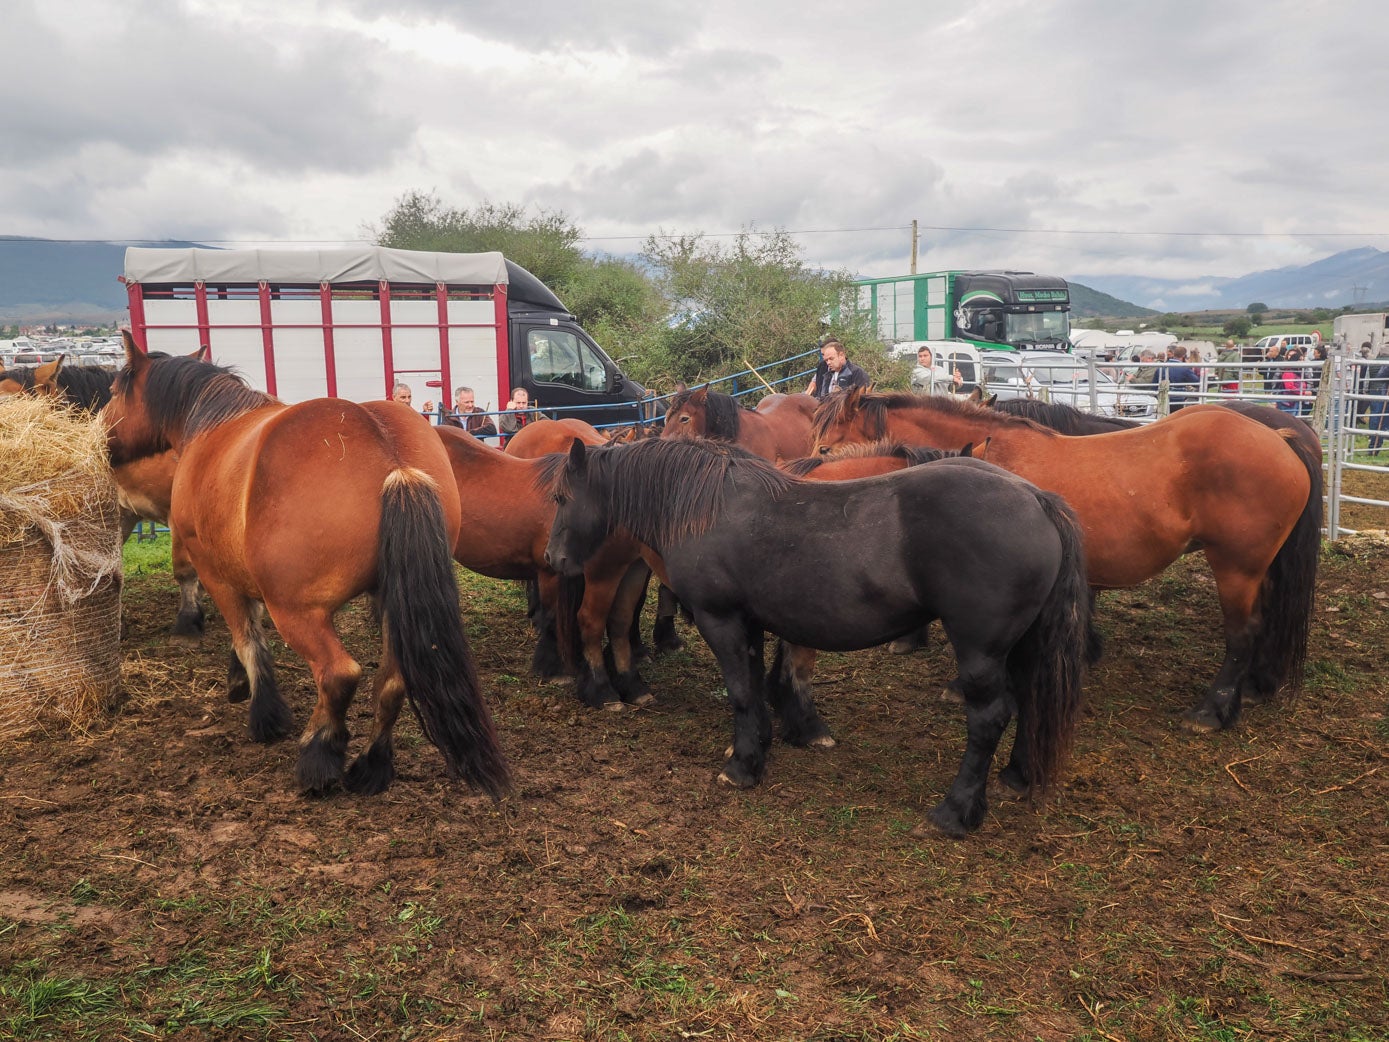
(32, 356, 66, 399)
(812, 388, 880, 454)
(543, 439, 612, 577)
(0, 367, 33, 400)
(661, 386, 708, 440)
(103, 334, 217, 466)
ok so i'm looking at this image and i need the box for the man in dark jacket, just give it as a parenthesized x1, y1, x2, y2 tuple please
(440, 386, 497, 437)
(806, 339, 870, 401)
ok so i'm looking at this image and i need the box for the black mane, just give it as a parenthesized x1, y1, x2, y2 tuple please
(0, 364, 116, 411)
(991, 398, 1138, 434)
(667, 388, 744, 441)
(540, 438, 793, 549)
(115, 353, 274, 444)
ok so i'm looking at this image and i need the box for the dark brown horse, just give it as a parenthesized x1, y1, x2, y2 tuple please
(814, 390, 1323, 732)
(3, 355, 205, 638)
(436, 420, 654, 709)
(663, 388, 816, 461)
(102, 336, 509, 797)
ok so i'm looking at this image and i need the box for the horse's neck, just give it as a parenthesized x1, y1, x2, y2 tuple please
(896, 407, 1003, 448)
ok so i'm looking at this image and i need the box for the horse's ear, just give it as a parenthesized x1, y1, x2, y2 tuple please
(986, 393, 998, 408)
(189, 344, 212, 362)
(34, 355, 64, 394)
(567, 438, 587, 470)
(967, 386, 984, 403)
(691, 386, 708, 403)
(958, 441, 975, 458)
(121, 330, 148, 371)
(975, 437, 992, 459)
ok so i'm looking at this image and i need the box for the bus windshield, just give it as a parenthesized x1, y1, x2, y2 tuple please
(1005, 309, 1070, 347)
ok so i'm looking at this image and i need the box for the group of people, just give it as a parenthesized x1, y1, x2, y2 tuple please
(805, 338, 963, 401)
(390, 383, 535, 439)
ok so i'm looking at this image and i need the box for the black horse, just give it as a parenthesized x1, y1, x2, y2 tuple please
(542, 438, 1091, 837)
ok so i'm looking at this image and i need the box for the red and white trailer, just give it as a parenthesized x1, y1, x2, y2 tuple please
(121, 245, 648, 424)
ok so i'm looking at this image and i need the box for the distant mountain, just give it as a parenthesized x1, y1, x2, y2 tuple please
(0, 236, 204, 323)
(1074, 247, 1389, 312)
(1067, 282, 1158, 319)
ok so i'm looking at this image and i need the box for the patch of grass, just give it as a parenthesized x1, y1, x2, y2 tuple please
(121, 530, 171, 575)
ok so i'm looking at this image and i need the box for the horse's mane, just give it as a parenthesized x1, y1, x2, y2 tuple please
(668, 388, 743, 441)
(780, 439, 952, 476)
(117, 353, 274, 442)
(991, 398, 1138, 434)
(812, 389, 1059, 442)
(0, 364, 115, 410)
(55, 366, 116, 410)
(538, 438, 793, 549)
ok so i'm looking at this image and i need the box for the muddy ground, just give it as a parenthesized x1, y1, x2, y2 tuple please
(2, 533, 1387, 1041)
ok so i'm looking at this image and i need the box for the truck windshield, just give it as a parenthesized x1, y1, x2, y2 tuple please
(1005, 310, 1070, 346)
(528, 329, 608, 391)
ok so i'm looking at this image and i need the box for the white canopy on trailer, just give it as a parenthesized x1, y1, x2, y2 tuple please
(123, 246, 510, 287)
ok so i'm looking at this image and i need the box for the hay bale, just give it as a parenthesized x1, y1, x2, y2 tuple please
(0, 396, 123, 739)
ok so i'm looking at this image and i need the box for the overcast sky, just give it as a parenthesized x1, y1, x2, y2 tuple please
(3, 0, 1385, 285)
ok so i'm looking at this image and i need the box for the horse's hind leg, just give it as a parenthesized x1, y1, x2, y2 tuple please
(928, 650, 1013, 838)
(345, 626, 404, 795)
(528, 575, 567, 679)
(169, 530, 206, 640)
(766, 641, 835, 748)
(652, 583, 684, 653)
(269, 606, 363, 795)
(1181, 558, 1261, 733)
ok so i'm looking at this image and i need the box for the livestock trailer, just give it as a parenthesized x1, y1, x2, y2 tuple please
(121, 245, 648, 424)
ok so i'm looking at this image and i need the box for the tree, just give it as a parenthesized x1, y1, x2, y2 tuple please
(1223, 316, 1253, 338)
(635, 229, 876, 390)
(1246, 302, 1268, 315)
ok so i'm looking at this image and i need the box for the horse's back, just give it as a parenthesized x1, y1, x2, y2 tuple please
(750, 393, 815, 460)
(505, 417, 605, 458)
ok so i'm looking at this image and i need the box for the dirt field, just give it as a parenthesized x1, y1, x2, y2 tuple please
(2, 535, 1387, 1041)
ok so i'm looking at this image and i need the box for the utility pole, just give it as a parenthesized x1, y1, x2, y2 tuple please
(910, 220, 918, 275)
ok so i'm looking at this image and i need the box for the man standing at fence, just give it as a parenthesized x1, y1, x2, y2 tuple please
(910, 345, 963, 396)
(806, 338, 870, 401)
(440, 386, 498, 438)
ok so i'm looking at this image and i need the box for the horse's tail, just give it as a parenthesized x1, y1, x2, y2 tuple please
(377, 468, 510, 799)
(553, 572, 586, 671)
(1010, 489, 1091, 795)
(1248, 431, 1323, 699)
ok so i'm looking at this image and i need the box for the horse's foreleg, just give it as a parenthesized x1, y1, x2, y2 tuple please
(697, 613, 771, 788)
(652, 583, 684, 653)
(929, 650, 1012, 837)
(345, 625, 404, 796)
(1182, 558, 1261, 733)
(169, 529, 206, 640)
(270, 605, 363, 795)
(575, 578, 623, 710)
(607, 562, 655, 707)
(766, 641, 835, 748)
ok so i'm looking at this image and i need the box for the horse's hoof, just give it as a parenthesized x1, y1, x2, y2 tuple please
(1180, 708, 1225, 734)
(888, 637, 921, 655)
(998, 763, 1029, 794)
(625, 692, 657, 708)
(602, 700, 627, 713)
(926, 805, 970, 839)
(939, 684, 965, 705)
(655, 636, 684, 654)
(808, 735, 837, 749)
(716, 758, 762, 789)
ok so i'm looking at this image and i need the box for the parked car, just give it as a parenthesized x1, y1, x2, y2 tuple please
(981, 351, 1158, 419)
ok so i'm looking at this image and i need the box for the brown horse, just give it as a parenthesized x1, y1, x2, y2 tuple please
(663, 388, 816, 461)
(102, 336, 509, 797)
(813, 389, 1323, 732)
(3, 355, 206, 638)
(436, 422, 652, 711)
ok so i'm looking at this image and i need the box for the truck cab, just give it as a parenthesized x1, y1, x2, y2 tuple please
(503, 263, 649, 426)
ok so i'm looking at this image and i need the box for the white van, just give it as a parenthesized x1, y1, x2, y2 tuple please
(1252, 333, 1319, 356)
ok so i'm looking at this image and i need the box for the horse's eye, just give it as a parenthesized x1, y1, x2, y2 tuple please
(679, 415, 690, 423)
(818, 445, 830, 456)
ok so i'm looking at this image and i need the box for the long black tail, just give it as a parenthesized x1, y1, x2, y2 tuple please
(1247, 431, 1323, 698)
(378, 469, 510, 799)
(1009, 490, 1091, 795)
